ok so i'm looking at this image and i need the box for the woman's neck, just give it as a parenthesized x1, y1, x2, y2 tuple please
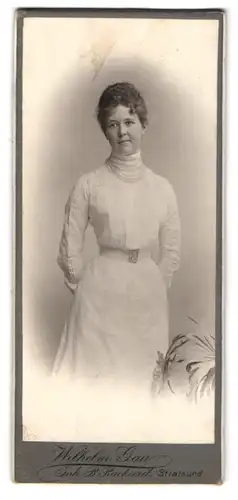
(110, 149, 141, 160)
(105, 150, 145, 182)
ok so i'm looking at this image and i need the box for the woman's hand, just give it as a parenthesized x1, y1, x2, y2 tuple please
(64, 277, 78, 294)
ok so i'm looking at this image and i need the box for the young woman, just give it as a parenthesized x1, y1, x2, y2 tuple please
(53, 82, 181, 388)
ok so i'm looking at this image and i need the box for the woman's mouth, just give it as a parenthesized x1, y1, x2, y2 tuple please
(118, 139, 131, 144)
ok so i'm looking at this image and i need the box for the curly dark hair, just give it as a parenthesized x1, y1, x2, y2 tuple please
(96, 82, 148, 134)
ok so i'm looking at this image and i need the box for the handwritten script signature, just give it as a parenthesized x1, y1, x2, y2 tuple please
(37, 444, 173, 481)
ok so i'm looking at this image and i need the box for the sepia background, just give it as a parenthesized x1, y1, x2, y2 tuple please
(22, 17, 218, 442)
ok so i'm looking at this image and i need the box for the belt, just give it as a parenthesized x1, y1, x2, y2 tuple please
(100, 247, 151, 263)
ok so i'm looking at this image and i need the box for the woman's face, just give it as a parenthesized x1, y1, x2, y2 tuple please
(105, 105, 146, 155)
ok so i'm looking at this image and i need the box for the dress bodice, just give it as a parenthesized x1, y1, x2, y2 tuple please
(88, 166, 172, 251)
(57, 164, 181, 291)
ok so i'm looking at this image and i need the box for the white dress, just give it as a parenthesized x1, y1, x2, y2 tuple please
(53, 153, 180, 386)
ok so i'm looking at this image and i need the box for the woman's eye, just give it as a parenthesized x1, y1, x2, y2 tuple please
(108, 123, 117, 128)
(125, 120, 134, 126)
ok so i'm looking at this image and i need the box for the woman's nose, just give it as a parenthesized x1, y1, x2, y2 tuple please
(118, 123, 127, 137)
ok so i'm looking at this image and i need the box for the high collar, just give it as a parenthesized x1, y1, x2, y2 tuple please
(105, 150, 145, 182)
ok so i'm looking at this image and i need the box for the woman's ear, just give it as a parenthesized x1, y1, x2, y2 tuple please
(142, 124, 147, 135)
(103, 126, 109, 140)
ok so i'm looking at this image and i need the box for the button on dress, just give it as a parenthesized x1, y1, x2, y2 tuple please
(53, 161, 180, 386)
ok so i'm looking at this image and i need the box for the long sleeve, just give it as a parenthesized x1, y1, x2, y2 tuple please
(159, 182, 181, 289)
(57, 175, 89, 292)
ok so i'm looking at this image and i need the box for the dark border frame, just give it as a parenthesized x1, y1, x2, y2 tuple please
(14, 8, 224, 484)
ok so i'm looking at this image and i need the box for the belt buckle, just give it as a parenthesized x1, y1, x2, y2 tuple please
(129, 249, 139, 263)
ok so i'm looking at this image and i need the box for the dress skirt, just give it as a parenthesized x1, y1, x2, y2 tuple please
(53, 252, 168, 385)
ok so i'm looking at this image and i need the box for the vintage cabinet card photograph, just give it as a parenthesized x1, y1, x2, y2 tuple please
(14, 8, 224, 484)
